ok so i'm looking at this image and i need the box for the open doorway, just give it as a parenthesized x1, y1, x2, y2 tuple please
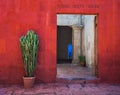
(57, 26, 72, 63)
(57, 14, 98, 80)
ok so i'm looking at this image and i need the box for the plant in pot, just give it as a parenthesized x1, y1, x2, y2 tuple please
(20, 30, 39, 88)
(78, 55, 86, 67)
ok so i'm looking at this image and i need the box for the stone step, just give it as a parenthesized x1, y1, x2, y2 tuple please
(56, 77, 100, 84)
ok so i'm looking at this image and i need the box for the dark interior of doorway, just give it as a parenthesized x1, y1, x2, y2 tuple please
(57, 26, 72, 63)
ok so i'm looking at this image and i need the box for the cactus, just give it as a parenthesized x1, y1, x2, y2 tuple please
(20, 30, 39, 77)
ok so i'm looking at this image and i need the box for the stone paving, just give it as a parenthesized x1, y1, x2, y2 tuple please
(0, 83, 120, 95)
(57, 64, 95, 79)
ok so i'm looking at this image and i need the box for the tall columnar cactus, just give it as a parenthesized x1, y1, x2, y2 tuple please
(20, 30, 39, 77)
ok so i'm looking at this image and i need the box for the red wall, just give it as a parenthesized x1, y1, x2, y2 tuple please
(0, 0, 120, 84)
(0, 0, 57, 83)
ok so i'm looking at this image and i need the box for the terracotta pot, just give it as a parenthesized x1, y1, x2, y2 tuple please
(80, 62, 85, 67)
(23, 77, 35, 89)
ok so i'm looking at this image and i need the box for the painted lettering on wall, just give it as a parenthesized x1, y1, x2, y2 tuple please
(58, 4, 100, 8)
(58, 4, 70, 8)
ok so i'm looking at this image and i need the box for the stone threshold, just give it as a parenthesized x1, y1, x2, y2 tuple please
(56, 77, 100, 84)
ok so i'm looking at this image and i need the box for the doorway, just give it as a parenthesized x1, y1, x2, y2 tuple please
(57, 14, 98, 80)
(57, 26, 72, 63)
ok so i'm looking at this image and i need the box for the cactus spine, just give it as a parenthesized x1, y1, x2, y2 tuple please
(20, 30, 39, 77)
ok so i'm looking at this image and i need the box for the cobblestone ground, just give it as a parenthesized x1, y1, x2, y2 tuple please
(0, 83, 120, 95)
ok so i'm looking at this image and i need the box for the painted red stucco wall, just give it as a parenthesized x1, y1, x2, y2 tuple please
(0, 0, 120, 84)
(0, 0, 57, 83)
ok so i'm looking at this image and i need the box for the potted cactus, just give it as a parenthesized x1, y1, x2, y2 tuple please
(20, 30, 39, 88)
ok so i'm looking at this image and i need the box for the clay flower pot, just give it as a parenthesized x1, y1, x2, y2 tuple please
(23, 77, 35, 89)
(80, 62, 85, 66)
